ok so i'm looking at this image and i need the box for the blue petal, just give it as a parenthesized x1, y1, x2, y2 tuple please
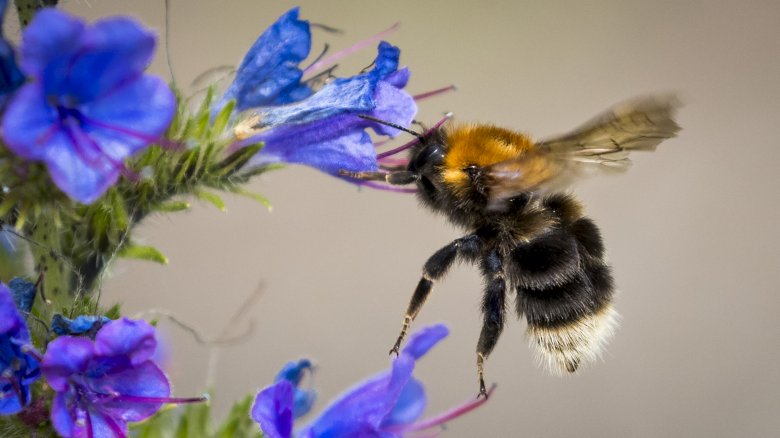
(219, 7, 312, 112)
(302, 355, 415, 436)
(275, 359, 314, 385)
(250, 116, 378, 175)
(2, 83, 59, 161)
(401, 324, 449, 360)
(380, 378, 426, 428)
(64, 16, 156, 103)
(94, 318, 157, 365)
(0, 283, 23, 335)
(252, 380, 295, 438)
(42, 126, 122, 204)
(81, 74, 176, 159)
(85, 360, 170, 422)
(258, 76, 375, 127)
(0, 388, 23, 415)
(50, 392, 77, 438)
(8, 277, 36, 313)
(371, 41, 401, 79)
(51, 314, 111, 337)
(19, 9, 85, 95)
(274, 359, 317, 418)
(42, 336, 94, 392)
(0, 0, 24, 106)
(384, 67, 410, 89)
(366, 80, 417, 137)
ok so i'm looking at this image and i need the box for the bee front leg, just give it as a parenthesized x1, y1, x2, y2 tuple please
(390, 234, 481, 355)
(476, 248, 506, 398)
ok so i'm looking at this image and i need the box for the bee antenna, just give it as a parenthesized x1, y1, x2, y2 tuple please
(358, 114, 425, 143)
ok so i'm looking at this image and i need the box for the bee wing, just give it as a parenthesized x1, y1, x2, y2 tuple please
(485, 94, 682, 207)
(537, 93, 682, 169)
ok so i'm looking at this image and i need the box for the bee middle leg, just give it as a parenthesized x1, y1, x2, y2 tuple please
(390, 234, 481, 355)
(476, 248, 506, 398)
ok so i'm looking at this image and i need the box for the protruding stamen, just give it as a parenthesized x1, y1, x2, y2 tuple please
(106, 394, 208, 405)
(388, 384, 496, 434)
(303, 22, 401, 78)
(413, 85, 457, 101)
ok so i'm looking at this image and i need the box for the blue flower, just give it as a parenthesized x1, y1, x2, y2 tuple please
(220, 7, 417, 178)
(1, 9, 175, 204)
(0, 0, 24, 107)
(239, 41, 417, 176)
(0, 283, 41, 416)
(41, 318, 204, 437)
(51, 314, 112, 337)
(252, 324, 491, 438)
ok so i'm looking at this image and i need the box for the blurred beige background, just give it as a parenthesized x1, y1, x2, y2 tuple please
(32, 0, 780, 436)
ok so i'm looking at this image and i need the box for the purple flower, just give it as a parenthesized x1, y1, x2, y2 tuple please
(252, 324, 491, 438)
(222, 7, 417, 178)
(0, 283, 41, 415)
(0, 0, 24, 107)
(1, 9, 175, 204)
(42, 318, 204, 437)
(240, 41, 416, 177)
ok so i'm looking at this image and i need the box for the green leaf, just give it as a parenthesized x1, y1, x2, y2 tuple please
(175, 402, 211, 438)
(195, 190, 227, 212)
(215, 395, 262, 438)
(230, 188, 272, 211)
(155, 200, 191, 213)
(131, 406, 180, 438)
(108, 189, 129, 230)
(118, 244, 169, 265)
(214, 143, 263, 177)
(211, 99, 235, 138)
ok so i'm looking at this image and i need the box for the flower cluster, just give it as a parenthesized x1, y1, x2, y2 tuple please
(0, 4, 486, 437)
(253, 324, 491, 438)
(0, 283, 204, 437)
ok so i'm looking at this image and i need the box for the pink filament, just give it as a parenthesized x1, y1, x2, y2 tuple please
(303, 22, 401, 78)
(412, 85, 456, 101)
(390, 384, 496, 433)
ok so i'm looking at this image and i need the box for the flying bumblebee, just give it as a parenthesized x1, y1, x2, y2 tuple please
(341, 95, 681, 396)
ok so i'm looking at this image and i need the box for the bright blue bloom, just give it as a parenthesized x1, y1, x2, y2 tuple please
(252, 324, 489, 438)
(274, 359, 317, 418)
(242, 41, 417, 176)
(1, 9, 175, 204)
(0, 0, 24, 107)
(41, 318, 201, 437)
(0, 283, 41, 415)
(215, 7, 312, 113)
(8, 277, 36, 313)
(219, 7, 417, 178)
(51, 314, 112, 337)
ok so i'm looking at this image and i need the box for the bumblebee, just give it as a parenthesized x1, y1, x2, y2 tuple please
(342, 95, 681, 396)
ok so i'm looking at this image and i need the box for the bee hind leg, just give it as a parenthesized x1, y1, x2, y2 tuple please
(476, 248, 506, 398)
(390, 234, 481, 355)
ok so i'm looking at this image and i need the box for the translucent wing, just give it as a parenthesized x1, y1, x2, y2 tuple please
(486, 94, 682, 207)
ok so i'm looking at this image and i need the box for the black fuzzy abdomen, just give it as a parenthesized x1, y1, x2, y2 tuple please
(511, 210, 618, 373)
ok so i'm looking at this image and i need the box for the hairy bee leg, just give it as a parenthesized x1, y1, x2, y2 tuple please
(390, 234, 481, 355)
(476, 249, 506, 398)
